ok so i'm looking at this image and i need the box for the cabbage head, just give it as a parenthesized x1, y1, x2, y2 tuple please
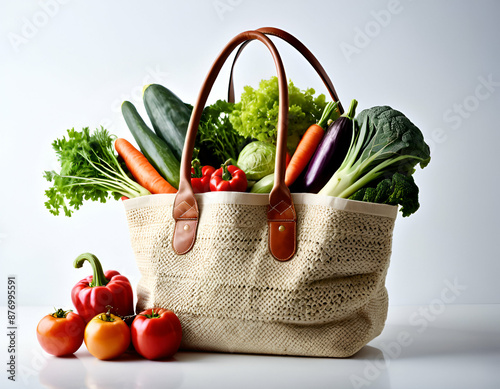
(237, 141, 276, 180)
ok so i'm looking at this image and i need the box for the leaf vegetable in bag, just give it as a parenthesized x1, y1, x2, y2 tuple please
(236, 141, 276, 181)
(319, 106, 431, 217)
(229, 77, 328, 153)
(194, 100, 249, 167)
(44, 127, 150, 216)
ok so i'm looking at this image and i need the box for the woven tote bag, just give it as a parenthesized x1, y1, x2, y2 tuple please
(124, 28, 397, 358)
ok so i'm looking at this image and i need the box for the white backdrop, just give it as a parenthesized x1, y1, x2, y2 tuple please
(1, 0, 499, 309)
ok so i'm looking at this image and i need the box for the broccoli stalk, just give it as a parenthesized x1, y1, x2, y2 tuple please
(318, 106, 431, 200)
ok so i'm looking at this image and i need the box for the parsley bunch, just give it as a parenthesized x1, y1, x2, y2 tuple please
(44, 127, 150, 217)
(195, 100, 249, 167)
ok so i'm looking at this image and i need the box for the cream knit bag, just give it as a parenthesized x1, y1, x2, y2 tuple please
(124, 28, 397, 357)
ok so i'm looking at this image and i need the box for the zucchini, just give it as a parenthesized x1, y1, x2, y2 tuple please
(250, 173, 274, 193)
(121, 101, 180, 189)
(143, 84, 191, 161)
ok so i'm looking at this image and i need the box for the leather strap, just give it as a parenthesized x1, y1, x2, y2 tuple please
(172, 30, 297, 262)
(227, 27, 344, 114)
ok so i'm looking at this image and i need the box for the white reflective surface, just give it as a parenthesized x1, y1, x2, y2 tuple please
(4, 305, 499, 388)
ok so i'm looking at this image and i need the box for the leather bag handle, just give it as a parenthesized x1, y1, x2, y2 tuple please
(172, 30, 297, 262)
(227, 27, 344, 114)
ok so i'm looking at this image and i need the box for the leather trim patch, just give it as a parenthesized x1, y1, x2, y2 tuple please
(172, 219, 198, 255)
(268, 221, 296, 262)
(267, 196, 297, 261)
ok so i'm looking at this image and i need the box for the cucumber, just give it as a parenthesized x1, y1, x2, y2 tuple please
(143, 84, 191, 161)
(121, 101, 180, 189)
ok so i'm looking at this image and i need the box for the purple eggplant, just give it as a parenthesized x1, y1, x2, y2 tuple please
(299, 99, 358, 193)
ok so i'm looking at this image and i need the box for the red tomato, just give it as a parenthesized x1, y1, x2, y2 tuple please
(84, 312, 130, 360)
(131, 308, 182, 360)
(36, 308, 85, 356)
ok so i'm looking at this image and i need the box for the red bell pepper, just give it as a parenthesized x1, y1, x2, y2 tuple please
(210, 160, 248, 192)
(71, 253, 134, 323)
(191, 158, 215, 193)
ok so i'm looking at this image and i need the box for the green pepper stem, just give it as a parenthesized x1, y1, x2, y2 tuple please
(191, 159, 202, 178)
(191, 148, 203, 178)
(221, 159, 233, 181)
(73, 253, 109, 287)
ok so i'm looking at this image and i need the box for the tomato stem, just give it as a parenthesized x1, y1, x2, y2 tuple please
(98, 307, 116, 322)
(142, 309, 161, 319)
(51, 308, 72, 318)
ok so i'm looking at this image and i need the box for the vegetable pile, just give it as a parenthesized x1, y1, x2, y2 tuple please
(44, 77, 431, 218)
(39, 36, 433, 366)
(37, 253, 182, 361)
(314, 103, 430, 216)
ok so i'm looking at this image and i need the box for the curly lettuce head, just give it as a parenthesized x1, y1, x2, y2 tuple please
(229, 77, 327, 152)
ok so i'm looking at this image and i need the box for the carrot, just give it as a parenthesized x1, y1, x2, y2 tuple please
(114, 138, 177, 194)
(285, 151, 291, 168)
(284, 101, 339, 187)
(285, 124, 325, 187)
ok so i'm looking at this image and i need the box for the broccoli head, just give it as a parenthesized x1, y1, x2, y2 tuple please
(386, 172, 420, 217)
(349, 172, 420, 217)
